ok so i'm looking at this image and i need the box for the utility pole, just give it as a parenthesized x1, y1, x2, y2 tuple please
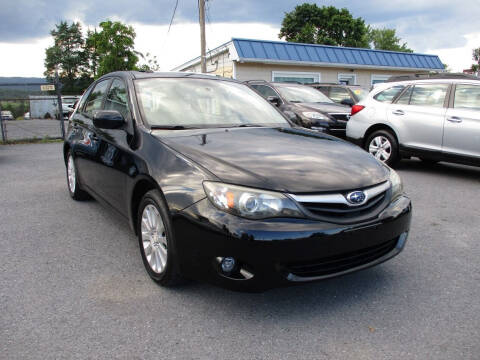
(54, 66, 65, 139)
(199, 0, 207, 73)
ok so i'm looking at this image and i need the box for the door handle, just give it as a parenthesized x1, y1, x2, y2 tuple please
(392, 109, 404, 115)
(447, 116, 462, 123)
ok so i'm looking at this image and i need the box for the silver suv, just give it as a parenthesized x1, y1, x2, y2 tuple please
(346, 74, 480, 167)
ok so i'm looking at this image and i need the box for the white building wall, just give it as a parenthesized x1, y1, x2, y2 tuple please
(234, 62, 422, 88)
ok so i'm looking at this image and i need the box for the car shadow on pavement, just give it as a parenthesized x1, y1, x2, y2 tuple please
(168, 264, 397, 320)
(397, 158, 480, 182)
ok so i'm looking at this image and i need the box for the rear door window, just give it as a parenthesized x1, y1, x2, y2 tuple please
(374, 85, 405, 103)
(251, 84, 279, 99)
(395, 86, 413, 105)
(454, 84, 480, 110)
(329, 87, 351, 103)
(409, 84, 448, 108)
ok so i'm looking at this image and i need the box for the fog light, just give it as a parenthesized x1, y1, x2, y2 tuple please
(221, 257, 236, 273)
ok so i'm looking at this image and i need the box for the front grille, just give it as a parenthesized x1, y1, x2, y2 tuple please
(283, 237, 398, 278)
(301, 192, 385, 219)
(290, 182, 390, 223)
(330, 113, 350, 122)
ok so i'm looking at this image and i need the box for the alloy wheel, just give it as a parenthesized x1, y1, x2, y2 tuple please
(141, 204, 168, 274)
(67, 155, 76, 193)
(368, 136, 392, 162)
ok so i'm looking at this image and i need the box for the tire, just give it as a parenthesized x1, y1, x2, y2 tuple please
(365, 130, 399, 167)
(66, 152, 90, 200)
(137, 190, 183, 286)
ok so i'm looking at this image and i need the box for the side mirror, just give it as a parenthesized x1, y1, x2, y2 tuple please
(92, 110, 125, 129)
(267, 96, 281, 107)
(340, 98, 354, 107)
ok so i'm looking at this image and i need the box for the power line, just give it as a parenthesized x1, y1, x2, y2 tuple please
(167, 0, 179, 35)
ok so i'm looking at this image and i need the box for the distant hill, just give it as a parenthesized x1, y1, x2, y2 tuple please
(0, 77, 46, 85)
(0, 77, 48, 99)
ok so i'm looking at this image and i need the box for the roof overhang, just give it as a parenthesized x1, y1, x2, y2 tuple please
(171, 40, 235, 71)
(235, 58, 444, 72)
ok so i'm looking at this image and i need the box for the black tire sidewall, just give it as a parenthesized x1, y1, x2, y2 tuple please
(137, 190, 178, 284)
(365, 130, 399, 166)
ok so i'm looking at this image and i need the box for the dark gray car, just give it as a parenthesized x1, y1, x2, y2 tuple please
(246, 81, 351, 137)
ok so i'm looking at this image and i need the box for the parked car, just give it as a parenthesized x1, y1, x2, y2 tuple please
(56, 96, 80, 120)
(245, 80, 351, 136)
(1, 110, 14, 121)
(308, 83, 369, 106)
(24, 112, 31, 120)
(64, 71, 411, 292)
(346, 73, 480, 167)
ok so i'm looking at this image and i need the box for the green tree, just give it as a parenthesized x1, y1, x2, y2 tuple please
(44, 21, 88, 93)
(279, 4, 369, 48)
(368, 27, 413, 52)
(471, 48, 480, 73)
(137, 52, 160, 72)
(88, 20, 139, 78)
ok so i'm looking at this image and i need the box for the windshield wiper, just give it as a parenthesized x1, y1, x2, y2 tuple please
(150, 125, 197, 130)
(231, 124, 263, 128)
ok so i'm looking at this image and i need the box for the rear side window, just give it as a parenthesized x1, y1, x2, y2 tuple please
(84, 80, 110, 116)
(454, 85, 480, 110)
(329, 87, 351, 103)
(395, 86, 413, 105)
(251, 85, 278, 99)
(374, 85, 405, 103)
(409, 84, 448, 108)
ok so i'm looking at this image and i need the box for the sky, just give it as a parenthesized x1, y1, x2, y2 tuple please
(0, 0, 479, 77)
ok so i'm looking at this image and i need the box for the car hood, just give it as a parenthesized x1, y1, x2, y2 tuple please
(154, 127, 389, 193)
(296, 102, 350, 114)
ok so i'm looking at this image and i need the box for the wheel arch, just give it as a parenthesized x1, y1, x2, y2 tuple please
(363, 124, 399, 148)
(63, 142, 70, 164)
(129, 176, 165, 235)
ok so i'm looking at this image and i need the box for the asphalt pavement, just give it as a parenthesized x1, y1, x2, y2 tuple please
(2, 119, 67, 140)
(1, 143, 479, 360)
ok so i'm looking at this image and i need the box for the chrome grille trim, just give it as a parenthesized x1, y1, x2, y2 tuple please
(289, 181, 390, 208)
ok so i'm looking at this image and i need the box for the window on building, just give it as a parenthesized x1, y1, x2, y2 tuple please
(454, 85, 480, 110)
(272, 71, 320, 84)
(338, 73, 356, 85)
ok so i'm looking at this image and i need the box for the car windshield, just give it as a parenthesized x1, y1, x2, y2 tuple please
(276, 85, 334, 103)
(135, 78, 289, 128)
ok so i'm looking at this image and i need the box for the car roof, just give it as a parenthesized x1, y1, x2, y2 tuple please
(97, 71, 241, 84)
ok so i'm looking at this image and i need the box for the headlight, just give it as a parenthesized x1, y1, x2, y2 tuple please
(389, 168, 403, 199)
(203, 181, 304, 219)
(302, 112, 327, 120)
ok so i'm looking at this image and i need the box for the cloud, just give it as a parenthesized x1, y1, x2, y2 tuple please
(2, 0, 480, 53)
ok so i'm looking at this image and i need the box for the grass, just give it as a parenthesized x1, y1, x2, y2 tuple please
(0, 136, 63, 145)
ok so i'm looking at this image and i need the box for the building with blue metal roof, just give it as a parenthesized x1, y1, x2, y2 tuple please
(173, 38, 444, 87)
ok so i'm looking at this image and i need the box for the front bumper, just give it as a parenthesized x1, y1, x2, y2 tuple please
(173, 195, 412, 292)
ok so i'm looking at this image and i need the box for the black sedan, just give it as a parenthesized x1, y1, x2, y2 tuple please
(64, 71, 411, 292)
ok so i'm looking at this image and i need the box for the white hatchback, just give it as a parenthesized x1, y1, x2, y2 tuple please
(346, 75, 480, 167)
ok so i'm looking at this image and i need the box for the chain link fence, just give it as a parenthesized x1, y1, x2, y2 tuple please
(0, 81, 77, 143)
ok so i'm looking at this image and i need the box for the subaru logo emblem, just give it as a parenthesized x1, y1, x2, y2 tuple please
(346, 191, 366, 205)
